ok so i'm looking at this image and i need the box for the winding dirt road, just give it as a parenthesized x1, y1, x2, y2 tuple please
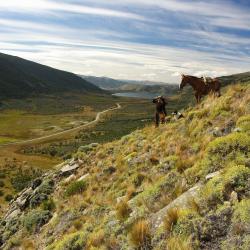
(1, 103, 121, 147)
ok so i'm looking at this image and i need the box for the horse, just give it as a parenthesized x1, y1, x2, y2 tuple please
(180, 74, 221, 104)
(152, 96, 167, 127)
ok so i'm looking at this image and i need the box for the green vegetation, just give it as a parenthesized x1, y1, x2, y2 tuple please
(65, 180, 87, 197)
(23, 210, 52, 233)
(0, 52, 102, 99)
(0, 79, 249, 249)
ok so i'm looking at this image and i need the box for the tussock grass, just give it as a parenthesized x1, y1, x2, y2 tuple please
(129, 219, 151, 249)
(166, 235, 193, 250)
(164, 208, 180, 233)
(116, 199, 131, 220)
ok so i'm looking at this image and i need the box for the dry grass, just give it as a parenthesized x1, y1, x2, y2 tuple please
(129, 219, 151, 249)
(166, 235, 193, 250)
(115, 199, 131, 220)
(164, 208, 180, 233)
(187, 197, 201, 215)
(88, 229, 105, 248)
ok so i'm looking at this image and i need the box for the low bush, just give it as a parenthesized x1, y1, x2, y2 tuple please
(23, 210, 52, 233)
(49, 232, 87, 250)
(42, 198, 56, 211)
(65, 180, 87, 197)
(5, 194, 13, 202)
(0, 180, 4, 187)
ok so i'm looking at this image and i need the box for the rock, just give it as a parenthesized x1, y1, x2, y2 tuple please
(230, 191, 238, 205)
(103, 166, 116, 175)
(116, 195, 126, 204)
(205, 171, 221, 181)
(64, 174, 76, 184)
(14, 187, 33, 210)
(150, 184, 202, 231)
(211, 127, 223, 137)
(32, 178, 42, 190)
(78, 173, 90, 181)
(233, 127, 242, 133)
(60, 163, 79, 176)
(4, 209, 21, 221)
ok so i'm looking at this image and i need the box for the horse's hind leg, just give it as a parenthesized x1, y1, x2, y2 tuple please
(155, 112, 160, 127)
(160, 113, 166, 124)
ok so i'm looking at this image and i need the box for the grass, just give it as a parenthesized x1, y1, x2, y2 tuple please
(129, 219, 151, 248)
(164, 208, 180, 233)
(116, 199, 131, 220)
(166, 235, 193, 250)
(65, 180, 87, 197)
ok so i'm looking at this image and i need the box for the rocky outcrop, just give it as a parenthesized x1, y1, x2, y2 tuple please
(0, 158, 83, 247)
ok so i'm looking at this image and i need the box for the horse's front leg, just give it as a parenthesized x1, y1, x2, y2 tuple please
(195, 92, 199, 104)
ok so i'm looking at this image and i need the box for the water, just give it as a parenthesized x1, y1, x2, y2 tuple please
(112, 91, 159, 99)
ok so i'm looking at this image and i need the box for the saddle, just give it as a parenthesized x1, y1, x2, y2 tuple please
(202, 76, 213, 85)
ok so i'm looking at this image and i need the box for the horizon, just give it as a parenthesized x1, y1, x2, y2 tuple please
(1, 0, 250, 83)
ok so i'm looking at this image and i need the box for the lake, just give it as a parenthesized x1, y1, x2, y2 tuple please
(112, 91, 159, 99)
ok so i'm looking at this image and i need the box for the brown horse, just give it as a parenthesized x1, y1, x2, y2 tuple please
(180, 74, 221, 103)
(153, 96, 167, 127)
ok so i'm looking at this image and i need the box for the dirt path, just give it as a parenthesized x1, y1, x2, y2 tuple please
(0, 103, 121, 147)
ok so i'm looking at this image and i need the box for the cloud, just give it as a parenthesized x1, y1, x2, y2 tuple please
(0, 0, 249, 83)
(0, 0, 145, 20)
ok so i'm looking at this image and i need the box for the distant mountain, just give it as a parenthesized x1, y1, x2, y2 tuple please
(116, 83, 178, 96)
(81, 76, 126, 90)
(80, 75, 176, 90)
(0, 53, 103, 99)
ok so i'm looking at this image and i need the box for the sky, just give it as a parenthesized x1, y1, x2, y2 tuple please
(0, 0, 250, 83)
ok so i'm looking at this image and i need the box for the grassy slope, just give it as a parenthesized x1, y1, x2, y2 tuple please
(1, 81, 249, 249)
(0, 53, 102, 99)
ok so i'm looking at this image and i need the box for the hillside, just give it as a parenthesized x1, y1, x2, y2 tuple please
(81, 76, 126, 90)
(0, 82, 249, 249)
(0, 53, 103, 99)
(219, 72, 250, 86)
(116, 83, 178, 96)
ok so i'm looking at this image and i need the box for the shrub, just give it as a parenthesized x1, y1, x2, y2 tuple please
(164, 208, 180, 233)
(0, 172, 6, 178)
(236, 115, 250, 132)
(23, 210, 52, 233)
(29, 178, 54, 207)
(11, 168, 42, 192)
(129, 219, 151, 249)
(42, 198, 56, 211)
(65, 180, 87, 197)
(50, 232, 87, 250)
(193, 132, 250, 176)
(0, 180, 4, 187)
(5, 194, 13, 202)
(231, 198, 250, 235)
(116, 200, 131, 220)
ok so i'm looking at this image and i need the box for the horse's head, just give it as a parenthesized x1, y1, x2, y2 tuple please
(153, 96, 166, 105)
(179, 74, 188, 90)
